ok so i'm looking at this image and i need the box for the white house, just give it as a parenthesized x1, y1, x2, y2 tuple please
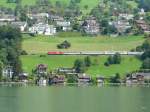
(113, 20, 131, 33)
(28, 13, 49, 23)
(11, 21, 27, 32)
(56, 21, 71, 31)
(0, 14, 16, 22)
(119, 13, 134, 20)
(29, 23, 56, 35)
(2, 66, 14, 79)
(82, 17, 100, 35)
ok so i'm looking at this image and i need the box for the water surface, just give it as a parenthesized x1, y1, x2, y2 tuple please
(0, 85, 150, 112)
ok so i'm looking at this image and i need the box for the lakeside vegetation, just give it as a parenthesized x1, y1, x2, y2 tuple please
(22, 34, 145, 54)
(21, 55, 142, 77)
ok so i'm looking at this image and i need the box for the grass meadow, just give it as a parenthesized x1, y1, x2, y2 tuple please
(21, 55, 141, 77)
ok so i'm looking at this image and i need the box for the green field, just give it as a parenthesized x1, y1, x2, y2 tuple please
(0, 0, 99, 13)
(21, 55, 141, 77)
(0, 0, 16, 9)
(22, 35, 145, 54)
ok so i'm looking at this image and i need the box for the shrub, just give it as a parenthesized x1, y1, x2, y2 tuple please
(57, 40, 71, 49)
(21, 50, 28, 55)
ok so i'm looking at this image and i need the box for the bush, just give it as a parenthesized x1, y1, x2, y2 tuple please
(21, 50, 28, 55)
(104, 62, 110, 66)
(104, 53, 121, 66)
(57, 40, 71, 49)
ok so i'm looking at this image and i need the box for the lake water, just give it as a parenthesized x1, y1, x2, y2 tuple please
(0, 85, 150, 112)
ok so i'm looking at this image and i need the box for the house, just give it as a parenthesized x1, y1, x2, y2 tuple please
(0, 22, 7, 26)
(0, 14, 16, 22)
(126, 73, 150, 84)
(48, 75, 66, 84)
(29, 23, 56, 35)
(82, 17, 100, 35)
(28, 13, 49, 23)
(113, 20, 131, 34)
(78, 73, 91, 84)
(19, 72, 28, 82)
(139, 8, 145, 16)
(11, 21, 27, 32)
(96, 76, 105, 84)
(119, 13, 134, 20)
(2, 66, 14, 79)
(135, 20, 150, 34)
(36, 64, 47, 76)
(36, 77, 47, 86)
(49, 15, 64, 22)
(56, 21, 71, 31)
(57, 68, 76, 74)
(132, 73, 150, 81)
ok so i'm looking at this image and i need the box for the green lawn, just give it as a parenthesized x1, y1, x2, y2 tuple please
(21, 55, 141, 77)
(0, 0, 16, 9)
(22, 35, 145, 54)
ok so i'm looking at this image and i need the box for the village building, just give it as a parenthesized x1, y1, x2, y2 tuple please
(28, 13, 49, 23)
(0, 14, 16, 22)
(132, 73, 150, 81)
(135, 20, 150, 34)
(29, 23, 56, 35)
(118, 13, 134, 20)
(49, 15, 64, 22)
(2, 66, 14, 79)
(82, 17, 100, 35)
(56, 21, 71, 31)
(139, 8, 145, 16)
(36, 77, 47, 86)
(57, 68, 76, 74)
(19, 72, 29, 82)
(0, 22, 7, 26)
(10, 21, 27, 32)
(126, 73, 150, 84)
(96, 76, 105, 84)
(48, 75, 66, 84)
(78, 73, 91, 84)
(35, 64, 48, 76)
(113, 20, 131, 34)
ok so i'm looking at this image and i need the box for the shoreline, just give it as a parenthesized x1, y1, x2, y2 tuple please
(0, 82, 150, 87)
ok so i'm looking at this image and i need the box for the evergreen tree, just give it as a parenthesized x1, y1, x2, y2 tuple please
(74, 59, 85, 73)
(84, 56, 91, 67)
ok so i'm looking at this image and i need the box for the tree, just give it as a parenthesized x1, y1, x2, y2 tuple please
(136, 40, 150, 52)
(84, 5, 88, 10)
(84, 56, 91, 67)
(108, 56, 114, 64)
(110, 73, 121, 83)
(139, 0, 150, 12)
(113, 53, 121, 64)
(20, 10, 28, 21)
(0, 61, 3, 80)
(74, 59, 85, 73)
(141, 50, 150, 60)
(67, 74, 78, 83)
(141, 58, 150, 69)
(105, 53, 121, 66)
(0, 26, 22, 78)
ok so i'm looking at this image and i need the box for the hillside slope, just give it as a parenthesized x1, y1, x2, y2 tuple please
(0, 0, 99, 13)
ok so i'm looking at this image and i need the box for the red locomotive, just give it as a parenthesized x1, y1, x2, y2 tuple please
(47, 51, 64, 55)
